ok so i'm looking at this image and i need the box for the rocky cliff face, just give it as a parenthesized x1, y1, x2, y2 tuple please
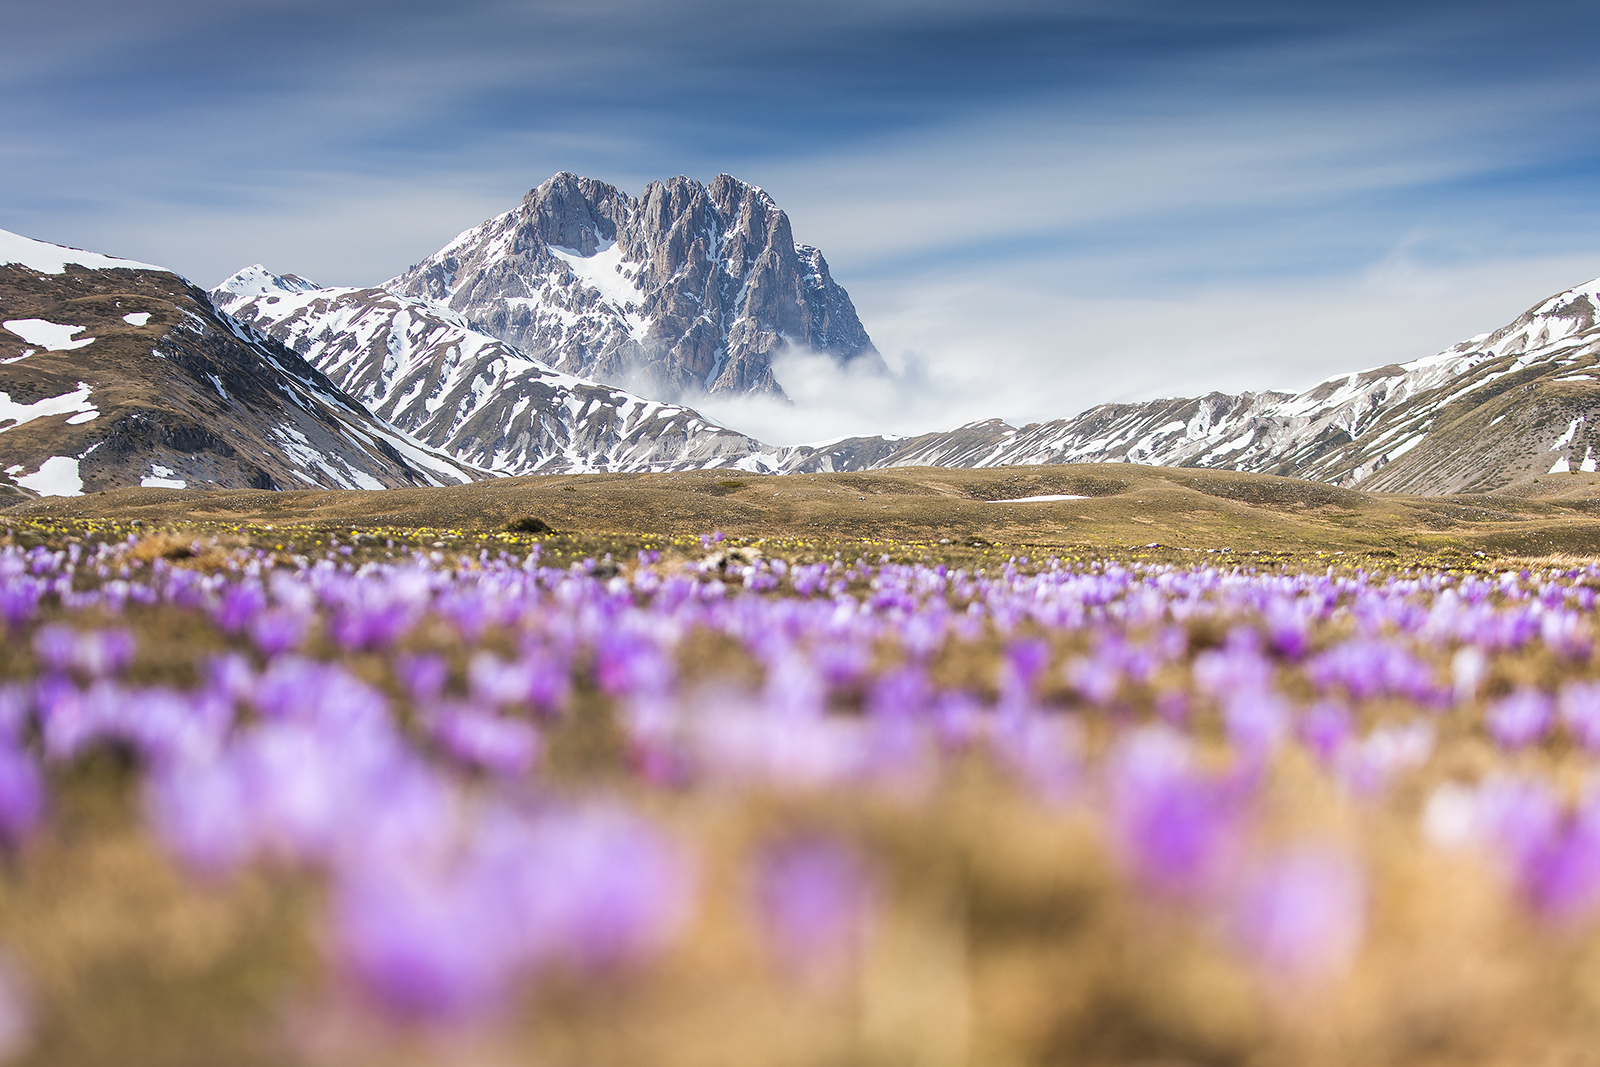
(383, 172, 882, 401)
(212, 266, 776, 476)
(0, 230, 482, 499)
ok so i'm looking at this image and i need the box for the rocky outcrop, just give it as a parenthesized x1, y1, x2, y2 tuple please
(384, 172, 882, 401)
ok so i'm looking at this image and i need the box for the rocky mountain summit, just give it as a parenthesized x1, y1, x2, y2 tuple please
(782, 278, 1600, 494)
(213, 265, 774, 476)
(0, 229, 481, 499)
(382, 172, 882, 400)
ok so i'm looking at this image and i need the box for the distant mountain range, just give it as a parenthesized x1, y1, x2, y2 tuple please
(780, 281, 1600, 494)
(5, 171, 1600, 499)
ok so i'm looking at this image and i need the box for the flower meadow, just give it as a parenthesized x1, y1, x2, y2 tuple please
(3, 525, 1600, 1064)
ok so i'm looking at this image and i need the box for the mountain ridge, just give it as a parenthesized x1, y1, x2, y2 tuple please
(382, 172, 882, 402)
(0, 229, 484, 498)
(777, 276, 1600, 493)
(212, 264, 779, 476)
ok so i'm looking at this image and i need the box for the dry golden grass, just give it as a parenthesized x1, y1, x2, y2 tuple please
(9, 461, 1600, 561)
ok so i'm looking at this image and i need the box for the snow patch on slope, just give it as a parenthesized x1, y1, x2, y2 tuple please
(0, 383, 96, 432)
(140, 465, 187, 489)
(2, 319, 94, 351)
(0, 228, 165, 275)
(17, 457, 83, 497)
(547, 240, 649, 342)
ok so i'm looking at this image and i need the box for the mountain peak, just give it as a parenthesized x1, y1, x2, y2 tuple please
(215, 264, 322, 300)
(383, 171, 880, 402)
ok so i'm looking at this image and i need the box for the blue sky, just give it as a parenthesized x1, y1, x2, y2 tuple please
(9, 0, 1600, 440)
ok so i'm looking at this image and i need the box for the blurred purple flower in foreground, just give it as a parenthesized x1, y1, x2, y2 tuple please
(0, 746, 44, 847)
(1486, 688, 1553, 750)
(1230, 844, 1366, 985)
(751, 834, 875, 986)
(1560, 681, 1600, 752)
(1471, 777, 1600, 924)
(334, 804, 693, 1022)
(1107, 729, 1243, 899)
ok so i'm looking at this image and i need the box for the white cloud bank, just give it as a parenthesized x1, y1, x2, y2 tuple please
(698, 250, 1600, 447)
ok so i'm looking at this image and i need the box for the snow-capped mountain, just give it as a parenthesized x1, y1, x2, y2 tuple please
(30, 170, 1600, 501)
(778, 278, 1600, 494)
(0, 229, 482, 498)
(212, 265, 775, 475)
(382, 172, 882, 400)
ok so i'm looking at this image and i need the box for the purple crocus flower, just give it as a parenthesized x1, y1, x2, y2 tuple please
(1559, 681, 1600, 752)
(30, 625, 77, 674)
(694, 697, 865, 790)
(1263, 601, 1311, 659)
(396, 654, 449, 705)
(1471, 777, 1600, 923)
(248, 608, 307, 656)
(1515, 800, 1600, 924)
(1451, 646, 1487, 705)
(68, 629, 135, 677)
(1106, 729, 1243, 899)
(867, 666, 931, 720)
(930, 691, 983, 750)
(1222, 689, 1289, 760)
(1004, 638, 1051, 691)
(214, 582, 266, 634)
(467, 652, 538, 709)
(251, 657, 389, 732)
(750, 834, 874, 985)
(1230, 843, 1366, 984)
(0, 581, 42, 630)
(1065, 655, 1120, 705)
(593, 630, 672, 697)
(0, 745, 44, 846)
(992, 711, 1082, 805)
(1308, 639, 1445, 705)
(431, 706, 540, 778)
(34, 676, 93, 762)
(332, 861, 518, 1023)
(204, 653, 255, 707)
(145, 755, 253, 877)
(1486, 688, 1554, 750)
(489, 806, 696, 973)
(1474, 775, 1562, 870)
(1192, 629, 1274, 697)
(1335, 723, 1434, 797)
(1298, 701, 1351, 764)
(1540, 611, 1592, 659)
